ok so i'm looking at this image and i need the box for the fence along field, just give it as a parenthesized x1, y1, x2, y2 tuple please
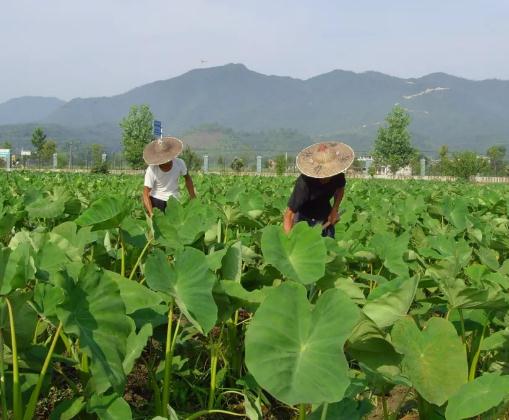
(1, 171, 509, 420)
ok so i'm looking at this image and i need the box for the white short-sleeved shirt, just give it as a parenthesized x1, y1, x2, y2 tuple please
(144, 158, 188, 201)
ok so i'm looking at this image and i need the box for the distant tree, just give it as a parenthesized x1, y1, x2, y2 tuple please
(180, 146, 201, 171)
(91, 161, 109, 174)
(449, 151, 488, 180)
(373, 105, 416, 174)
(429, 145, 451, 175)
(120, 105, 153, 169)
(230, 157, 244, 172)
(89, 144, 108, 173)
(31, 127, 47, 166)
(87, 143, 104, 167)
(217, 156, 225, 171)
(351, 158, 363, 173)
(410, 155, 420, 175)
(486, 145, 506, 176)
(90, 144, 104, 166)
(367, 164, 376, 178)
(409, 154, 430, 176)
(439, 145, 449, 160)
(57, 152, 68, 169)
(274, 154, 286, 175)
(40, 140, 57, 164)
(240, 155, 251, 169)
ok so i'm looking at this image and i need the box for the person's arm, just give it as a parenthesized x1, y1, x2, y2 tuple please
(324, 187, 344, 228)
(184, 174, 196, 199)
(143, 186, 154, 217)
(283, 208, 296, 234)
(143, 168, 156, 217)
(284, 177, 305, 234)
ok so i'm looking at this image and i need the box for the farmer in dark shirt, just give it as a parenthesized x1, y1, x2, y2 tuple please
(283, 142, 354, 238)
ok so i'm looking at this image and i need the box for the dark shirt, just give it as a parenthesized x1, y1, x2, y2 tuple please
(287, 173, 346, 220)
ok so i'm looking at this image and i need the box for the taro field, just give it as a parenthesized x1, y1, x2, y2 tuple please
(1, 171, 509, 420)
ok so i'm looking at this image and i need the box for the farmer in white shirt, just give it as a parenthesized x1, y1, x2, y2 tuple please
(142, 136, 196, 217)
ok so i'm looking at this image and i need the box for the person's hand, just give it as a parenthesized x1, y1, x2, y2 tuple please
(323, 209, 340, 229)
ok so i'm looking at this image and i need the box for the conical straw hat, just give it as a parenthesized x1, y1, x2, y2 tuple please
(296, 142, 355, 178)
(143, 136, 183, 165)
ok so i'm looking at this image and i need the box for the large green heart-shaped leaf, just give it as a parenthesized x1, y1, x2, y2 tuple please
(480, 329, 509, 351)
(75, 196, 128, 231)
(49, 397, 86, 420)
(370, 232, 409, 277)
(239, 191, 265, 219)
(442, 197, 470, 231)
(49, 230, 93, 265)
(0, 291, 38, 349)
(0, 211, 16, 236)
(261, 223, 327, 284)
(424, 236, 472, 279)
(33, 283, 65, 323)
(34, 239, 69, 278)
(391, 317, 467, 406)
(87, 393, 132, 420)
(348, 314, 405, 393)
(206, 247, 228, 272)
(152, 199, 216, 249)
(123, 318, 153, 375)
(245, 282, 360, 405)
(439, 277, 509, 309)
(214, 280, 269, 313)
(221, 241, 242, 281)
(52, 221, 95, 256)
(0, 243, 32, 295)
(26, 187, 70, 220)
(119, 216, 147, 248)
(56, 265, 130, 393)
(103, 270, 162, 314)
(145, 247, 217, 334)
(363, 276, 418, 328)
(445, 373, 509, 420)
(477, 247, 499, 271)
(309, 399, 373, 420)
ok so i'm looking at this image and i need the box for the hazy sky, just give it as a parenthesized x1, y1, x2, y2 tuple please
(1, 0, 508, 103)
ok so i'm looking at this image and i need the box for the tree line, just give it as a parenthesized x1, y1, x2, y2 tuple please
(1, 103, 507, 179)
(1, 129, 108, 172)
(369, 105, 507, 179)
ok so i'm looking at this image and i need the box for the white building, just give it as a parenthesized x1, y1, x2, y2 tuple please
(356, 155, 412, 176)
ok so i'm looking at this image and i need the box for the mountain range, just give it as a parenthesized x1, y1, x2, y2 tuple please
(1, 63, 508, 154)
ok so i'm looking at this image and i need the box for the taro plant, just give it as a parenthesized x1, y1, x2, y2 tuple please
(245, 282, 360, 418)
(1, 171, 509, 419)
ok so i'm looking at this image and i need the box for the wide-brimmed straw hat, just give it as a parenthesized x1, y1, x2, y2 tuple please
(296, 142, 355, 178)
(143, 136, 183, 165)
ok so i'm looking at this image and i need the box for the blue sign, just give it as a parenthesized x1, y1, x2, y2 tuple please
(153, 120, 162, 137)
